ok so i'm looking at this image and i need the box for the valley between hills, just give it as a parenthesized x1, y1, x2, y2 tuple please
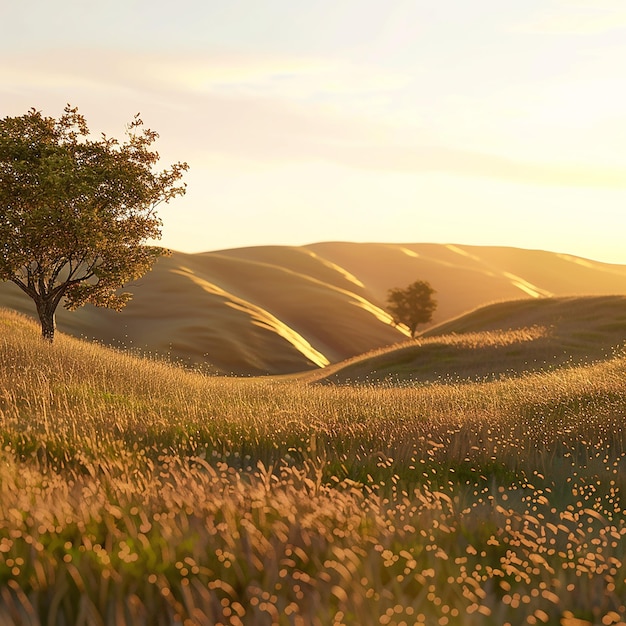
(2, 241, 626, 376)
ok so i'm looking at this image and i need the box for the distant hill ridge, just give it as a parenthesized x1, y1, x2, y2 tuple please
(1, 242, 626, 375)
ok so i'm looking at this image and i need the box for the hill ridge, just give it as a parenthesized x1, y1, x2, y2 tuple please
(1, 242, 626, 375)
(307, 294, 626, 385)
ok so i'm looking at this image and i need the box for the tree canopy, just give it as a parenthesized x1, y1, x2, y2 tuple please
(386, 280, 437, 338)
(0, 105, 188, 341)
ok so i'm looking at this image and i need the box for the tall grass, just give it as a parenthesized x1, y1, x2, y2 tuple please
(1, 309, 626, 624)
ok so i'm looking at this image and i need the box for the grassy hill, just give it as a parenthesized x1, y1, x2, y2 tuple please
(2, 242, 626, 375)
(307, 295, 626, 384)
(1, 307, 626, 623)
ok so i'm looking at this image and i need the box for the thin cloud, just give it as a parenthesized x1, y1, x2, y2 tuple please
(518, 1, 626, 34)
(0, 48, 409, 104)
(4, 48, 626, 190)
(330, 143, 626, 189)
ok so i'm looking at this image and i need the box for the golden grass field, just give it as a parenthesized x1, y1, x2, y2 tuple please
(2, 243, 626, 375)
(2, 296, 626, 625)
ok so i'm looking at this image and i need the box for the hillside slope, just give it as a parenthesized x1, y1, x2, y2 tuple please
(2, 243, 626, 375)
(307, 295, 626, 385)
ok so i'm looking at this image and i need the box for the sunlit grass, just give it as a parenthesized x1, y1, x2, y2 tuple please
(1, 308, 626, 624)
(310, 295, 626, 385)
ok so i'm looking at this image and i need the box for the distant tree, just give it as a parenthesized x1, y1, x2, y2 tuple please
(0, 105, 188, 342)
(386, 280, 437, 338)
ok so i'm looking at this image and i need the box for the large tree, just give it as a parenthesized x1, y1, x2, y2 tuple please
(386, 280, 437, 338)
(0, 105, 188, 341)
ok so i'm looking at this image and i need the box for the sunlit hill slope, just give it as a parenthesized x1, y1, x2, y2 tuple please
(2, 242, 626, 375)
(307, 295, 626, 385)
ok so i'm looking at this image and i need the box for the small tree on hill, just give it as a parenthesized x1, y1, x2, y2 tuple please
(0, 105, 188, 342)
(386, 280, 437, 338)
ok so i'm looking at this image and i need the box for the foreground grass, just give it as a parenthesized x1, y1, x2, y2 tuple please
(1, 309, 626, 624)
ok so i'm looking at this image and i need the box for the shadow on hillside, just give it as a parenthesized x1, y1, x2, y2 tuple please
(327, 339, 621, 385)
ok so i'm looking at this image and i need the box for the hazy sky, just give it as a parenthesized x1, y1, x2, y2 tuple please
(3, 0, 626, 263)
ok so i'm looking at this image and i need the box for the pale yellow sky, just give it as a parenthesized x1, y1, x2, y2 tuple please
(3, 0, 626, 263)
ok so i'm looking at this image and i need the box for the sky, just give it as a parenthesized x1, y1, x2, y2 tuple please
(3, 0, 626, 263)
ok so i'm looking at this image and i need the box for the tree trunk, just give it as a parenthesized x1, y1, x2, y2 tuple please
(35, 299, 57, 343)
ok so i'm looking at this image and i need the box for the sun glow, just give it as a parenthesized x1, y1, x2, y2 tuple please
(3, 2, 626, 263)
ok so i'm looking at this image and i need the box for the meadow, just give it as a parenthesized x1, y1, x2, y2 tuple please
(1, 308, 626, 625)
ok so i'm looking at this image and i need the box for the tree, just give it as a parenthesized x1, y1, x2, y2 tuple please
(0, 105, 188, 342)
(386, 280, 437, 338)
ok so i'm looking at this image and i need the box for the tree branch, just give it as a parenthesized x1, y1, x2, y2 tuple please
(10, 276, 36, 299)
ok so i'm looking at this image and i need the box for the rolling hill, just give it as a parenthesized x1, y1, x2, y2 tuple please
(1, 242, 626, 375)
(307, 295, 626, 385)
